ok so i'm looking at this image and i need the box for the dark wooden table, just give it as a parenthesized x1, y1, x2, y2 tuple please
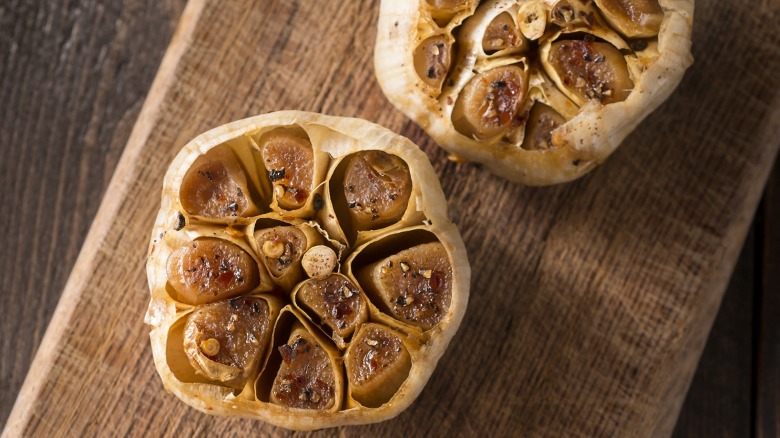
(1, 1, 777, 436)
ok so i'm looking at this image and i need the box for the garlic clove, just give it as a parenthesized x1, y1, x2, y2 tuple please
(345, 323, 412, 408)
(594, 0, 663, 38)
(342, 151, 412, 232)
(294, 273, 368, 342)
(258, 127, 314, 211)
(269, 323, 339, 410)
(452, 65, 528, 139)
(546, 39, 634, 106)
(179, 146, 257, 219)
(358, 242, 452, 330)
(166, 238, 260, 305)
(182, 296, 273, 388)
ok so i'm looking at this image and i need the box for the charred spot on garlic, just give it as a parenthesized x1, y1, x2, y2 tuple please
(375, 0, 693, 184)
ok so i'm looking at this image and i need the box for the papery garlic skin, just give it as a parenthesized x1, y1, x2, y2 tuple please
(374, 0, 693, 185)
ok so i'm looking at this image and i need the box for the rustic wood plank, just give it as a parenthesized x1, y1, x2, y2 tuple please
(672, 228, 755, 437)
(3, 0, 780, 436)
(0, 0, 186, 428)
(757, 166, 780, 438)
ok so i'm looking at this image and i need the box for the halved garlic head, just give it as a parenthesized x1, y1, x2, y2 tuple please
(375, 0, 693, 184)
(166, 238, 260, 305)
(346, 324, 411, 408)
(183, 297, 273, 388)
(270, 324, 339, 410)
(146, 112, 470, 430)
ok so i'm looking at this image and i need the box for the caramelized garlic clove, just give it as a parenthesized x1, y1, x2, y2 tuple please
(343, 151, 412, 232)
(521, 103, 567, 151)
(255, 226, 307, 284)
(179, 147, 256, 219)
(594, 0, 663, 38)
(346, 323, 411, 408)
(518, 2, 547, 40)
(550, 0, 602, 28)
(183, 297, 273, 388)
(425, 0, 473, 27)
(166, 238, 260, 305)
(452, 65, 527, 139)
(270, 324, 339, 410)
(358, 242, 452, 330)
(413, 35, 453, 91)
(296, 274, 368, 341)
(258, 128, 314, 211)
(547, 39, 634, 106)
(482, 12, 524, 53)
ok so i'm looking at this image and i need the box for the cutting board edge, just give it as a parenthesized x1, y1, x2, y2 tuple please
(1, 0, 205, 435)
(652, 107, 780, 436)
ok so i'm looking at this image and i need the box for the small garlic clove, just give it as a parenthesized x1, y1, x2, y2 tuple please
(521, 103, 567, 151)
(255, 226, 307, 279)
(518, 2, 546, 40)
(296, 274, 368, 340)
(301, 245, 337, 279)
(413, 35, 453, 91)
(549, 0, 602, 28)
(482, 12, 524, 53)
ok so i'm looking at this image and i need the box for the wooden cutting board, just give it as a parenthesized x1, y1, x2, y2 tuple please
(5, 0, 780, 436)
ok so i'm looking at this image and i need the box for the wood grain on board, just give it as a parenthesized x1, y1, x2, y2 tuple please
(3, 0, 780, 436)
(756, 168, 780, 438)
(0, 0, 186, 428)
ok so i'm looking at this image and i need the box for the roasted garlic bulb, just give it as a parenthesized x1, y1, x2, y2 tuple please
(145, 112, 470, 430)
(375, 0, 694, 184)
